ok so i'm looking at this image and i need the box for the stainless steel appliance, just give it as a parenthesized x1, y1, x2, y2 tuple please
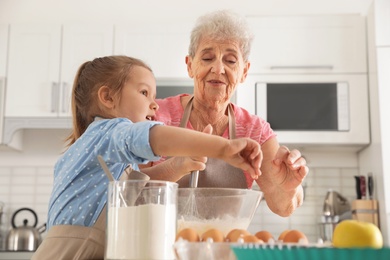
(6, 208, 46, 252)
(319, 189, 351, 242)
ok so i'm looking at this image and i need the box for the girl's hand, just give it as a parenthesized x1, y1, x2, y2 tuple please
(223, 138, 263, 179)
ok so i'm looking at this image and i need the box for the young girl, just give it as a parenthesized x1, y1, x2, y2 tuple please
(32, 55, 262, 260)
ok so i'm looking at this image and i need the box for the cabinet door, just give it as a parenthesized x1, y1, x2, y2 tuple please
(6, 24, 61, 117)
(114, 23, 191, 79)
(60, 24, 114, 116)
(0, 24, 8, 142)
(375, 0, 390, 46)
(247, 15, 367, 74)
(0, 24, 7, 77)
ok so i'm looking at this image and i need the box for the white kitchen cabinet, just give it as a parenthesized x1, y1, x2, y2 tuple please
(247, 15, 367, 74)
(114, 23, 191, 79)
(5, 23, 114, 117)
(0, 24, 9, 145)
(375, 0, 390, 46)
(0, 24, 7, 77)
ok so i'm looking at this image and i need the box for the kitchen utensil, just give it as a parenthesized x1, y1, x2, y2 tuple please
(183, 171, 201, 220)
(6, 207, 46, 251)
(98, 155, 128, 207)
(368, 172, 374, 199)
(0, 201, 3, 224)
(354, 176, 362, 199)
(189, 170, 199, 188)
(177, 188, 262, 236)
(106, 180, 178, 260)
(318, 215, 339, 243)
(322, 189, 351, 217)
(360, 175, 367, 199)
(97, 155, 150, 206)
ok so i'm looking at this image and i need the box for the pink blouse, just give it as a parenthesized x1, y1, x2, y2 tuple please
(154, 94, 276, 188)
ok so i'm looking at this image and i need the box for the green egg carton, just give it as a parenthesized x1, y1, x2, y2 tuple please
(231, 244, 390, 260)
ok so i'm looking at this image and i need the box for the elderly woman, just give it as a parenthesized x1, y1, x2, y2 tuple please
(142, 9, 308, 217)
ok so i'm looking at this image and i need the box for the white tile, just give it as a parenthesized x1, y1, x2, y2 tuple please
(0, 167, 12, 175)
(314, 168, 341, 178)
(0, 185, 11, 195)
(10, 185, 35, 194)
(12, 167, 36, 176)
(35, 185, 53, 195)
(0, 175, 11, 185)
(11, 176, 36, 185)
(10, 195, 35, 204)
(35, 194, 51, 204)
(36, 175, 53, 185)
(37, 167, 54, 176)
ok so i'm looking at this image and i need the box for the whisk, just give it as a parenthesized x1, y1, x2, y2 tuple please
(182, 170, 201, 219)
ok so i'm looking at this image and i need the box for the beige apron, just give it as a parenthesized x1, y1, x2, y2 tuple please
(176, 96, 248, 188)
(31, 166, 135, 260)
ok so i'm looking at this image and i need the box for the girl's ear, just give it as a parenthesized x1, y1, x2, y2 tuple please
(97, 86, 115, 109)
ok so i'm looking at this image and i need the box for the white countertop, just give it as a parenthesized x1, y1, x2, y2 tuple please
(0, 251, 34, 260)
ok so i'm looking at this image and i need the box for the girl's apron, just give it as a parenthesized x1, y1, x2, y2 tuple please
(176, 96, 248, 189)
(31, 166, 134, 260)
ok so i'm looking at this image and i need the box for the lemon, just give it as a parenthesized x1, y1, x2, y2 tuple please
(332, 220, 383, 249)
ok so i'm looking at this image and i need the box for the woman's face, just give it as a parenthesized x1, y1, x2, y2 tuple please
(115, 66, 159, 122)
(186, 36, 250, 105)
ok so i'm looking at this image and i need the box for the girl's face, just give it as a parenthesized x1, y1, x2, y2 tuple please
(115, 66, 159, 122)
(186, 36, 250, 105)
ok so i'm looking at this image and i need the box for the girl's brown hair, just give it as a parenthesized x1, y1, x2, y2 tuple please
(66, 55, 152, 147)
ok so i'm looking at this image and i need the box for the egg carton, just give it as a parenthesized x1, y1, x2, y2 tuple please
(173, 237, 328, 260)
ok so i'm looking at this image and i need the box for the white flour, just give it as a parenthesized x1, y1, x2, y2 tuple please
(177, 216, 251, 236)
(106, 203, 177, 260)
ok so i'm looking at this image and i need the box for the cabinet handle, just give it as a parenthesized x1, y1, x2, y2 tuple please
(61, 82, 70, 113)
(51, 82, 59, 113)
(0, 77, 5, 128)
(270, 65, 334, 70)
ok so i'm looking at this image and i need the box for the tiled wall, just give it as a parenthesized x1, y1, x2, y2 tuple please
(248, 167, 358, 243)
(0, 129, 360, 245)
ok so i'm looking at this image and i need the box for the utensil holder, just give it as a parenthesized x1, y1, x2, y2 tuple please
(351, 199, 379, 227)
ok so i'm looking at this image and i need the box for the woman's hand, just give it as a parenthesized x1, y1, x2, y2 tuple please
(258, 141, 309, 217)
(271, 146, 308, 192)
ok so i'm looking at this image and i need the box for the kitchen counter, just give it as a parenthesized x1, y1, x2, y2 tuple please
(0, 251, 34, 260)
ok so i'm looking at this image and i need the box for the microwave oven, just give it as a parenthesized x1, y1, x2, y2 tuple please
(238, 74, 370, 150)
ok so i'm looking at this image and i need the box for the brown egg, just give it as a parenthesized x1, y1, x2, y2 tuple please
(282, 230, 309, 244)
(201, 228, 225, 242)
(242, 234, 264, 243)
(255, 230, 274, 242)
(225, 229, 251, 242)
(176, 228, 200, 242)
(278, 229, 291, 241)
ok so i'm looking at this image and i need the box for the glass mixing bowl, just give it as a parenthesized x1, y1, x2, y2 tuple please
(177, 188, 263, 236)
